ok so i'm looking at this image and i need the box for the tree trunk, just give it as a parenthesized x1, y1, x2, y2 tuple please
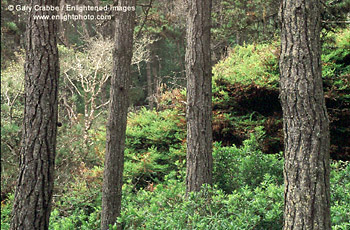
(152, 54, 159, 108)
(279, 0, 331, 229)
(58, 0, 69, 47)
(10, 0, 60, 229)
(185, 0, 213, 193)
(146, 61, 154, 110)
(101, 1, 136, 229)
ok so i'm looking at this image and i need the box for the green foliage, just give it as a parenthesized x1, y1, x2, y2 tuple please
(322, 28, 350, 101)
(126, 108, 185, 151)
(116, 146, 349, 229)
(1, 0, 26, 68)
(212, 0, 280, 48)
(1, 53, 24, 196)
(322, 0, 350, 32)
(213, 28, 350, 94)
(322, 29, 350, 74)
(1, 20, 349, 230)
(49, 207, 101, 230)
(0, 194, 13, 230)
(321, 28, 350, 160)
(211, 42, 281, 152)
(211, 42, 281, 149)
(55, 123, 105, 191)
(125, 108, 186, 188)
(211, 28, 350, 159)
(48, 166, 103, 230)
(5, 22, 19, 33)
(118, 179, 283, 230)
(1, 141, 349, 229)
(213, 43, 279, 89)
(213, 127, 283, 193)
(330, 161, 350, 229)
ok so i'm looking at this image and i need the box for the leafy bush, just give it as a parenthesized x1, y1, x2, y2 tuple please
(0, 194, 13, 230)
(210, 40, 283, 154)
(49, 207, 101, 230)
(212, 42, 279, 90)
(213, 127, 283, 193)
(322, 28, 350, 103)
(124, 108, 186, 189)
(118, 129, 285, 229)
(322, 28, 350, 160)
(49, 166, 103, 230)
(118, 179, 283, 230)
(1, 53, 24, 199)
(2, 145, 349, 230)
(116, 130, 349, 229)
(126, 108, 185, 152)
(211, 28, 350, 159)
(330, 161, 350, 229)
(117, 149, 349, 230)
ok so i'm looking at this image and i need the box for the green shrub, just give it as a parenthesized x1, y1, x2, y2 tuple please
(1, 151, 349, 229)
(330, 161, 350, 229)
(211, 28, 350, 159)
(0, 194, 13, 230)
(49, 207, 101, 230)
(126, 108, 186, 152)
(212, 43, 280, 89)
(48, 166, 103, 230)
(211, 41, 283, 154)
(322, 29, 350, 96)
(117, 129, 284, 229)
(124, 108, 186, 188)
(213, 127, 283, 193)
(1, 54, 25, 198)
(118, 177, 283, 229)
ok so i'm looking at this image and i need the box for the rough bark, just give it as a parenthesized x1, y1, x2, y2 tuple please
(10, 0, 60, 229)
(101, 1, 136, 229)
(185, 0, 213, 193)
(279, 0, 331, 229)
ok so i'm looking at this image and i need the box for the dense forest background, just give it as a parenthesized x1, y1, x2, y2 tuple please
(1, 0, 350, 229)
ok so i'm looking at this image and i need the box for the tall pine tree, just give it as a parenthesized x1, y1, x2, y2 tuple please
(101, 1, 136, 229)
(10, 0, 60, 229)
(185, 0, 213, 193)
(279, 0, 331, 229)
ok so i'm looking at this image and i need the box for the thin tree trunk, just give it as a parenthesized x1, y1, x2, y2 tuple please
(10, 0, 60, 229)
(279, 0, 331, 229)
(59, 0, 69, 46)
(185, 0, 213, 193)
(146, 61, 153, 110)
(152, 54, 158, 108)
(101, 1, 136, 229)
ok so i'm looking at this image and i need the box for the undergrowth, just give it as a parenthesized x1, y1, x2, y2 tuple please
(1, 130, 349, 230)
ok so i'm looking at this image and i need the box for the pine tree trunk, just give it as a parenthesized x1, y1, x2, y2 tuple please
(146, 61, 154, 110)
(101, 1, 136, 229)
(279, 0, 331, 229)
(58, 0, 69, 46)
(10, 1, 60, 229)
(185, 0, 213, 193)
(152, 55, 158, 108)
